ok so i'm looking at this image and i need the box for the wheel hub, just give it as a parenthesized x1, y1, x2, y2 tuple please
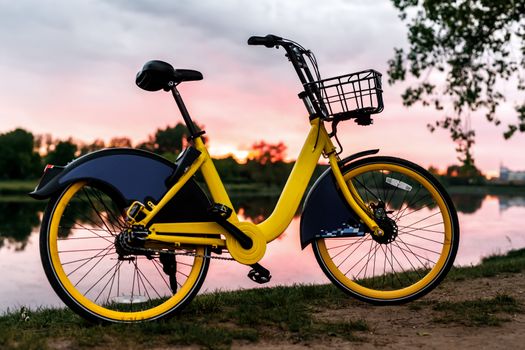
(370, 202, 398, 244)
(114, 227, 148, 258)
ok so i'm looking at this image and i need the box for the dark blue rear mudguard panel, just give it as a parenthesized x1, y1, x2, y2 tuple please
(29, 148, 211, 223)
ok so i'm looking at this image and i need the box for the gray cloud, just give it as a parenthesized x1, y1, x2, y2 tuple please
(0, 0, 409, 153)
(0, 0, 405, 73)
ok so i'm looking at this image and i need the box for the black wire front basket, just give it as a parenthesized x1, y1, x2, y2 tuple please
(307, 69, 384, 124)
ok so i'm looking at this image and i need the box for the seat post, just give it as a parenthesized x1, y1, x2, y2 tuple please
(170, 85, 200, 138)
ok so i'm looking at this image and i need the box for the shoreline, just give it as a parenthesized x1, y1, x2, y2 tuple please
(1, 179, 525, 198)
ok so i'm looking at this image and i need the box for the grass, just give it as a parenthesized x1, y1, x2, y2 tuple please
(447, 248, 525, 280)
(409, 294, 522, 327)
(0, 285, 368, 350)
(1, 248, 524, 349)
(406, 249, 525, 327)
(432, 294, 521, 326)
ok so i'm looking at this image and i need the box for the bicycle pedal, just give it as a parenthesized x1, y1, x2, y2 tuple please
(248, 264, 272, 284)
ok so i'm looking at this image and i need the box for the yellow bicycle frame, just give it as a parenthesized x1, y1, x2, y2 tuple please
(132, 117, 380, 260)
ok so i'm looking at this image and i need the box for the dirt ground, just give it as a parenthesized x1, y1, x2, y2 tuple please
(232, 272, 525, 349)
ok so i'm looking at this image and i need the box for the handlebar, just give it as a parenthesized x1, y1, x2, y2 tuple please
(247, 34, 327, 119)
(247, 34, 310, 80)
(247, 34, 283, 48)
(246, 34, 382, 129)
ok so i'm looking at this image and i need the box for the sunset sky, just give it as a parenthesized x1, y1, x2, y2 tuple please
(0, 0, 523, 176)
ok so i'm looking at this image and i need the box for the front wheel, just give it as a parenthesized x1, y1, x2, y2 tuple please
(313, 156, 459, 304)
(40, 181, 210, 323)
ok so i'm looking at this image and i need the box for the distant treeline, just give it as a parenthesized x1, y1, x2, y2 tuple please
(0, 125, 327, 186)
(0, 124, 488, 186)
(427, 164, 486, 186)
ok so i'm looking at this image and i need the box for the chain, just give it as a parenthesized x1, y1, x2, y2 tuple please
(119, 235, 235, 261)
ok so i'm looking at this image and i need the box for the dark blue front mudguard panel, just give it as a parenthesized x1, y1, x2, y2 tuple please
(300, 170, 362, 249)
(300, 149, 379, 249)
(29, 148, 211, 223)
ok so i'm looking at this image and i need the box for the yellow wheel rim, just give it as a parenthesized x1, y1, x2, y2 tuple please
(317, 163, 454, 300)
(47, 182, 207, 321)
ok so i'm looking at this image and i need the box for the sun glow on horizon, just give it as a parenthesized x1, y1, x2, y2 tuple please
(208, 144, 251, 163)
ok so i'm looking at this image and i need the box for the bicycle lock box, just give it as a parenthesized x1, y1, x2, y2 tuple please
(29, 148, 211, 224)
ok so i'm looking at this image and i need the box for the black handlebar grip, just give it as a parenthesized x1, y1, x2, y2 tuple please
(247, 34, 283, 48)
(247, 36, 267, 45)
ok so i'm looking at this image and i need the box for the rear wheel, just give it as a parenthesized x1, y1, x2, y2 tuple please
(40, 181, 210, 323)
(313, 157, 459, 304)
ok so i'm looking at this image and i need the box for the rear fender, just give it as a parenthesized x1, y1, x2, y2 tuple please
(300, 149, 379, 249)
(29, 148, 211, 223)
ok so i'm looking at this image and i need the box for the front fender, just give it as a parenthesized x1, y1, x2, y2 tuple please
(300, 149, 379, 249)
(29, 148, 211, 223)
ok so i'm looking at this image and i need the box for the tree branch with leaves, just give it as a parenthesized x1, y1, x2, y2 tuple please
(388, 0, 525, 167)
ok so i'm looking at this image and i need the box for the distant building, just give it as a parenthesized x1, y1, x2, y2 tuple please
(500, 164, 525, 182)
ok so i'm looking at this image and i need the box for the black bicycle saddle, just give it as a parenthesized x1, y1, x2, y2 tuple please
(136, 60, 203, 91)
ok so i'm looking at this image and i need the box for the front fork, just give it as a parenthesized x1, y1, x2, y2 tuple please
(327, 153, 384, 237)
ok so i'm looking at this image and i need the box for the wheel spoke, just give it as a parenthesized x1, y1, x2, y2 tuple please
(335, 237, 370, 268)
(69, 222, 116, 244)
(397, 231, 444, 244)
(398, 221, 444, 234)
(72, 244, 115, 284)
(152, 258, 172, 291)
(88, 260, 121, 299)
(83, 188, 118, 237)
(394, 187, 426, 220)
(65, 243, 114, 276)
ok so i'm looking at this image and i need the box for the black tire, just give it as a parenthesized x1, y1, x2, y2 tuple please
(312, 156, 459, 304)
(40, 181, 210, 323)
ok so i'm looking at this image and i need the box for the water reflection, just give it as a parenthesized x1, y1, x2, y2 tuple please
(1, 192, 525, 252)
(499, 196, 525, 212)
(233, 196, 277, 223)
(450, 193, 485, 214)
(0, 201, 44, 251)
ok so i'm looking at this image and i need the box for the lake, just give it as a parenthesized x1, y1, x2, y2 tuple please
(1, 191, 524, 312)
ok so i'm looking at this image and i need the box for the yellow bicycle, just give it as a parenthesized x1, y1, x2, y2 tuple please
(31, 35, 459, 323)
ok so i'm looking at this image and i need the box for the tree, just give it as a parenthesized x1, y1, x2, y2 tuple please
(34, 133, 54, 155)
(108, 137, 132, 148)
(388, 0, 525, 166)
(249, 141, 287, 165)
(427, 165, 440, 176)
(246, 141, 290, 186)
(0, 128, 41, 179)
(137, 122, 208, 158)
(136, 136, 155, 152)
(78, 139, 105, 155)
(214, 156, 244, 183)
(445, 163, 485, 185)
(154, 124, 187, 154)
(46, 139, 78, 166)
